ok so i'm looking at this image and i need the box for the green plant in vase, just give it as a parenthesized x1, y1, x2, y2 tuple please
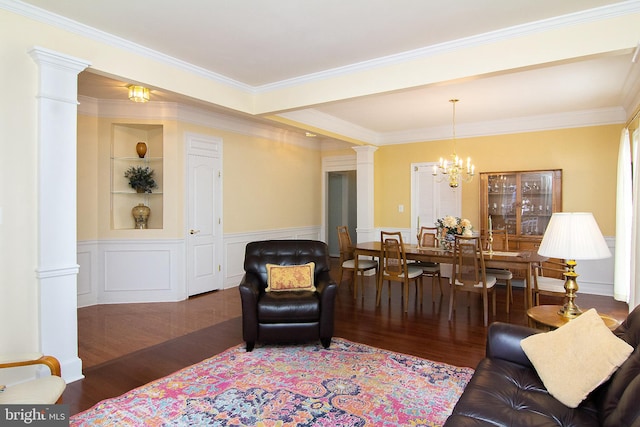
(124, 166, 158, 193)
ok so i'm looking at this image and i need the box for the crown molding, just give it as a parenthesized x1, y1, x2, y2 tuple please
(378, 107, 627, 145)
(77, 96, 320, 151)
(277, 110, 380, 144)
(319, 140, 357, 152)
(622, 51, 640, 118)
(276, 106, 627, 146)
(1, 0, 252, 93)
(255, 1, 640, 93)
(5, 0, 639, 96)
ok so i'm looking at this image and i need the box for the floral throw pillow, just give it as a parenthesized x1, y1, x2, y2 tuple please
(265, 262, 316, 292)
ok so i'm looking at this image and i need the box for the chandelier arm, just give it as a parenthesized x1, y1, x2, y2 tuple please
(432, 99, 475, 188)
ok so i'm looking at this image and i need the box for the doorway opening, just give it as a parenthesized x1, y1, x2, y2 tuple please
(327, 170, 357, 257)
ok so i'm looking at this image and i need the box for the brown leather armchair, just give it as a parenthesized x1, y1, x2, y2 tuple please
(239, 240, 338, 351)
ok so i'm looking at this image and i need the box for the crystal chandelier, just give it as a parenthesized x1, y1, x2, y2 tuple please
(432, 99, 475, 188)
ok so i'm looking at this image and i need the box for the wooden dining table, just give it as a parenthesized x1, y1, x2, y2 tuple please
(352, 241, 547, 309)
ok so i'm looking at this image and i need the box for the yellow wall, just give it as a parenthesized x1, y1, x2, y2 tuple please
(374, 125, 622, 235)
(77, 115, 322, 241)
(177, 123, 322, 233)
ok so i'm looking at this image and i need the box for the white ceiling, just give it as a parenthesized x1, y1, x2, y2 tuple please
(12, 0, 640, 145)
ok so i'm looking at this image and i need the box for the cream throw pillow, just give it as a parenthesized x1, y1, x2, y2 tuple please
(520, 308, 633, 408)
(265, 262, 316, 292)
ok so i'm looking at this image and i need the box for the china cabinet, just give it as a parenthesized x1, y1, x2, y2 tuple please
(480, 170, 562, 251)
(111, 123, 164, 230)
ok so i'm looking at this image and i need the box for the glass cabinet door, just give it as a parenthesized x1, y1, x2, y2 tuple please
(481, 169, 562, 244)
(519, 171, 555, 236)
(486, 173, 517, 234)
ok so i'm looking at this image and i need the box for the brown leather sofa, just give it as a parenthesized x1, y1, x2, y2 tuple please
(445, 305, 640, 426)
(239, 240, 338, 351)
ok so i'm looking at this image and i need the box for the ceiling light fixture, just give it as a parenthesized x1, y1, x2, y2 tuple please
(128, 85, 150, 103)
(432, 99, 475, 188)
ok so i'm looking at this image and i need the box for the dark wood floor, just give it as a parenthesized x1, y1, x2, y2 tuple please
(64, 259, 629, 416)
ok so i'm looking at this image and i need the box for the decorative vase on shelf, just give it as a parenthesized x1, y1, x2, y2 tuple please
(136, 142, 147, 158)
(132, 203, 151, 229)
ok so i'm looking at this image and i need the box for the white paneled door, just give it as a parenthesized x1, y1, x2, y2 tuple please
(412, 163, 461, 241)
(187, 137, 223, 296)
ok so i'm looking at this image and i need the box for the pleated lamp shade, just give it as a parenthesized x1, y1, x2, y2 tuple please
(538, 212, 611, 260)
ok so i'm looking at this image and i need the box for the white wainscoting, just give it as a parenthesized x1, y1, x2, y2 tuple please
(77, 241, 98, 308)
(77, 226, 322, 306)
(77, 239, 185, 307)
(575, 236, 616, 296)
(79, 227, 611, 304)
(223, 226, 322, 289)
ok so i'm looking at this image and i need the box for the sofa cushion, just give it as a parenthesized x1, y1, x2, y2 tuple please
(444, 357, 600, 426)
(520, 308, 633, 408)
(265, 262, 316, 292)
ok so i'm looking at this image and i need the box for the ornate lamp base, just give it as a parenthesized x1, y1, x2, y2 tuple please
(558, 260, 582, 318)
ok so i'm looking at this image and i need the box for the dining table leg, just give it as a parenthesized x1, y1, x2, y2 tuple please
(524, 262, 532, 309)
(353, 251, 359, 300)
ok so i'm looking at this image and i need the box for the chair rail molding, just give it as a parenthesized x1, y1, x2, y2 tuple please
(223, 226, 322, 289)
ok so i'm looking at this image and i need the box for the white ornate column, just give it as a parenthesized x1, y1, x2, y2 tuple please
(30, 47, 90, 382)
(352, 146, 378, 243)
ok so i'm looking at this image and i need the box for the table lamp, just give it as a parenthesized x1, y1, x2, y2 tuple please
(537, 212, 611, 318)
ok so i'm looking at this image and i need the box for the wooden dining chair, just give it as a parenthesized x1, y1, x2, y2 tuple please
(482, 229, 515, 313)
(532, 259, 567, 306)
(337, 226, 378, 299)
(377, 231, 423, 312)
(449, 235, 497, 326)
(414, 226, 444, 300)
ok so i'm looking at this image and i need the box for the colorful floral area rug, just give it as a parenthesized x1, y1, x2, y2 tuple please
(70, 338, 473, 426)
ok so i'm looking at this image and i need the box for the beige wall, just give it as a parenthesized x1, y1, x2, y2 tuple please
(175, 123, 322, 234)
(374, 124, 622, 236)
(77, 116, 323, 240)
(1, 10, 42, 352)
(215, 130, 322, 233)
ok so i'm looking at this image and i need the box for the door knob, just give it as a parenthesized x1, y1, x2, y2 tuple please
(189, 229, 200, 235)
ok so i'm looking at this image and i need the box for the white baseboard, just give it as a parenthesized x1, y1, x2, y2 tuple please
(77, 226, 322, 306)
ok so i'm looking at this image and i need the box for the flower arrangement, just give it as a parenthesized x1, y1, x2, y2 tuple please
(124, 165, 158, 193)
(435, 216, 473, 248)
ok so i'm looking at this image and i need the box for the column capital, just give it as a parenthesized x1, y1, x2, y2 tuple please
(352, 145, 378, 156)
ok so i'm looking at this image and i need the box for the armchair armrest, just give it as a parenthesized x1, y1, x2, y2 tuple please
(315, 271, 338, 305)
(486, 322, 540, 368)
(314, 270, 338, 340)
(239, 272, 263, 346)
(0, 354, 61, 377)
